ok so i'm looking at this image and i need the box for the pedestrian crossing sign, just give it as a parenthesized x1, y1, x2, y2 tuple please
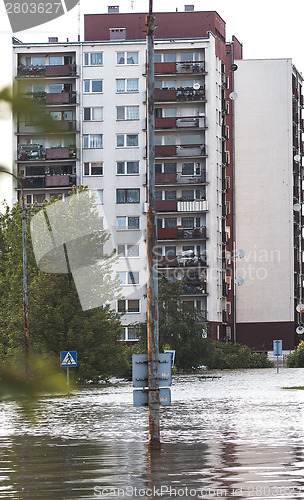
(60, 351, 77, 367)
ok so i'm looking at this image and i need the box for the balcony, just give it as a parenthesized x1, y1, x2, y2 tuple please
(157, 227, 178, 239)
(45, 174, 76, 187)
(155, 116, 204, 130)
(155, 145, 177, 157)
(17, 64, 77, 77)
(154, 61, 205, 74)
(177, 200, 208, 212)
(176, 88, 206, 102)
(183, 282, 207, 295)
(176, 173, 207, 184)
(155, 144, 206, 158)
(154, 87, 206, 103)
(177, 226, 207, 239)
(155, 200, 177, 212)
(177, 145, 206, 157)
(17, 145, 76, 161)
(157, 226, 207, 240)
(158, 254, 207, 268)
(17, 120, 77, 134)
(155, 172, 177, 184)
(45, 92, 76, 105)
(46, 147, 76, 160)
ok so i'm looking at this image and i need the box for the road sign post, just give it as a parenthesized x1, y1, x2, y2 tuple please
(273, 340, 282, 373)
(60, 351, 77, 389)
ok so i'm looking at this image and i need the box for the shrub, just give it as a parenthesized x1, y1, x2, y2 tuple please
(286, 340, 304, 367)
(206, 341, 273, 369)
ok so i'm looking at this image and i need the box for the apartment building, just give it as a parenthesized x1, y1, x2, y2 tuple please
(12, 6, 302, 350)
(234, 59, 304, 350)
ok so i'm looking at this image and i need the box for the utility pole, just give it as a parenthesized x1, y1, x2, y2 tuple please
(146, 0, 161, 449)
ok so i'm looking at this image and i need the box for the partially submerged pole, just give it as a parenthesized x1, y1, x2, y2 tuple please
(146, 0, 160, 449)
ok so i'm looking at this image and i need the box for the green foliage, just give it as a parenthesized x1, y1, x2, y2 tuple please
(135, 279, 209, 371)
(205, 341, 273, 369)
(0, 191, 128, 383)
(286, 340, 304, 367)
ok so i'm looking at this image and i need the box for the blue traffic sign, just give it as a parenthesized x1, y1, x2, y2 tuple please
(273, 340, 282, 357)
(60, 351, 77, 367)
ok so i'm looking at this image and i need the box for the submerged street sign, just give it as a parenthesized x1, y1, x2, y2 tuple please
(60, 351, 77, 367)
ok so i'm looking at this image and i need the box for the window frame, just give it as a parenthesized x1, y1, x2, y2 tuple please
(116, 188, 140, 204)
(117, 216, 140, 230)
(116, 161, 140, 175)
(117, 51, 139, 65)
(83, 134, 103, 149)
(83, 162, 103, 176)
(116, 134, 139, 148)
(84, 79, 103, 93)
(83, 52, 103, 66)
(83, 107, 103, 121)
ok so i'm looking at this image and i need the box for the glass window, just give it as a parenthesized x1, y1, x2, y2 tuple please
(164, 136, 176, 145)
(126, 135, 138, 147)
(84, 80, 103, 93)
(164, 218, 177, 228)
(127, 245, 139, 257)
(91, 52, 103, 65)
(165, 246, 176, 256)
(31, 56, 46, 66)
(83, 162, 103, 175)
(180, 52, 200, 62)
(128, 300, 140, 312)
(117, 52, 138, 65)
(117, 217, 139, 230)
(165, 191, 176, 200)
(116, 135, 125, 148)
(84, 107, 103, 121)
(155, 192, 162, 201)
(128, 217, 139, 229)
(182, 217, 194, 228)
(127, 79, 139, 92)
(164, 108, 177, 117)
(182, 190, 195, 200)
(127, 161, 139, 174)
(181, 134, 201, 145)
(117, 272, 126, 284)
(164, 53, 176, 62)
(49, 56, 63, 65)
(83, 135, 103, 148)
(164, 163, 177, 173)
(128, 272, 139, 284)
(182, 163, 194, 175)
(116, 106, 139, 121)
(49, 83, 63, 93)
(117, 189, 140, 203)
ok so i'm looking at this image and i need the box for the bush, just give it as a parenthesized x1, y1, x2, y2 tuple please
(206, 341, 273, 370)
(286, 340, 304, 367)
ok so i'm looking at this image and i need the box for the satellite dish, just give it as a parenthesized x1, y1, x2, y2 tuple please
(296, 325, 304, 334)
(296, 303, 304, 313)
(193, 83, 200, 90)
(231, 64, 238, 71)
(229, 92, 238, 100)
(294, 155, 301, 163)
(293, 203, 301, 212)
(236, 249, 245, 259)
(235, 277, 244, 286)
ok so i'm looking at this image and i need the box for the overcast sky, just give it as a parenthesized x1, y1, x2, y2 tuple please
(0, 0, 304, 184)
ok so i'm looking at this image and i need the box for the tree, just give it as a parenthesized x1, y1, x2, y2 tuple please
(136, 279, 210, 371)
(0, 190, 129, 382)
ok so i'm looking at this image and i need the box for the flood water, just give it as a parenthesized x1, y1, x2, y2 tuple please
(0, 368, 304, 499)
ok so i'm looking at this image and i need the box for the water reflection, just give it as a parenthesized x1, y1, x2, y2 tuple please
(0, 369, 304, 499)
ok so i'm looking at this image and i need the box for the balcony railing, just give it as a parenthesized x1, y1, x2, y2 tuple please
(177, 200, 208, 212)
(183, 282, 207, 295)
(155, 87, 206, 102)
(155, 144, 206, 157)
(177, 173, 207, 184)
(17, 120, 77, 133)
(18, 145, 76, 161)
(157, 226, 207, 240)
(158, 255, 207, 268)
(155, 200, 177, 211)
(45, 174, 76, 187)
(154, 61, 205, 74)
(155, 116, 205, 129)
(17, 64, 77, 77)
(155, 172, 177, 184)
(45, 92, 77, 105)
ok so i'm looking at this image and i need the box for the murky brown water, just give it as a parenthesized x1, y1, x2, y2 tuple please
(0, 368, 304, 499)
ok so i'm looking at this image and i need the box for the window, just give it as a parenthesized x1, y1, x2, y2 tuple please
(84, 107, 103, 121)
(84, 52, 103, 66)
(84, 80, 103, 93)
(164, 246, 176, 256)
(155, 162, 177, 174)
(116, 106, 139, 121)
(49, 83, 63, 93)
(118, 299, 140, 313)
(180, 52, 200, 62)
(117, 161, 139, 175)
(117, 189, 140, 203)
(121, 326, 138, 341)
(83, 162, 103, 175)
(180, 80, 201, 88)
(181, 217, 194, 228)
(165, 191, 176, 200)
(26, 56, 45, 66)
(117, 245, 139, 257)
(117, 216, 140, 230)
(116, 78, 139, 93)
(164, 218, 177, 228)
(116, 134, 139, 148)
(181, 134, 201, 145)
(49, 56, 63, 65)
(83, 134, 103, 148)
(154, 52, 176, 63)
(90, 190, 104, 204)
(155, 135, 176, 146)
(117, 51, 138, 65)
(182, 162, 201, 176)
(117, 271, 139, 285)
